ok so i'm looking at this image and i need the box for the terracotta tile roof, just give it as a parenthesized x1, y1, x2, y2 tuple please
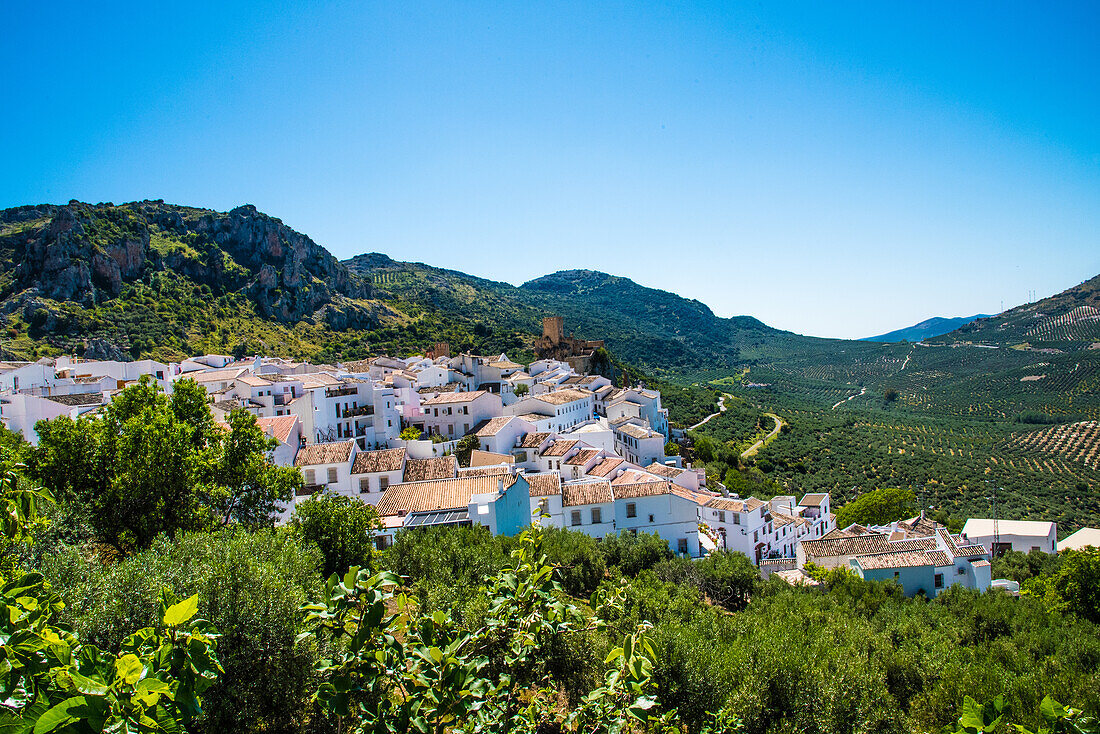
(472, 417, 517, 437)
(897, 514, 941, 536)
(937, 527, 963, 557)
(352, 447, 407, 474)
(541, 439, 579, 457)
(853, 550, 936, 570)
(44, 393, 105, 406)
(418, 383, 462, 394)
(644, 462, 684, 478)
(514, 412, 550, 423)
(561, 480, 613, 507)
(526, 473, 562, 498)
(886, 537, 937, 552)
(705, 496, 765, 513)
(612, 481, 673, 500)
(824, 524, 873, 539)
(611, 469, 661, 486)
(423, 390, 488, 405)
(488, 359, 523, 369)
(800, 493, 829, 507)
(377, 474, 517, 516)
(587, 456, 624, 477)
(403, 456, 458, 482)
(925, 550, 952, 566)
(236, 373, 273, 387)
(256, 415, 298, 444)
(295, 440, 355, 466)
(616, 423, 659, 440)
(670, 486, 714, 504)
(956, 544, 988, 556)
(530, 388, 591, 406)
(800, 534, 890, 559)
(518, 432, 551, 448)
(772, 512, 797, 529)
(458, 464, 512, 476)
(340, 359, 375, 373)
(971, 559, 990, 568)
(563, 448, 601, 466)
(191, 368, 245, 383)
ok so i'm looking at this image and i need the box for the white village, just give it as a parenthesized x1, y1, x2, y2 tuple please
(0, 317, 1069, 599)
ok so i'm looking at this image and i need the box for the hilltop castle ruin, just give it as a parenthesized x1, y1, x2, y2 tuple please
(535, 316, 605, 374)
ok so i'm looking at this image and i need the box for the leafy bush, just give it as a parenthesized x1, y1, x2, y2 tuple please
(35, 529, 323, 734)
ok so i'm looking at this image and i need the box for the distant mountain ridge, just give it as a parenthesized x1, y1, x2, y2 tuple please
(862, 314, 991, 343)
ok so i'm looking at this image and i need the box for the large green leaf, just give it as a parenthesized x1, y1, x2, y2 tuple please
(162, 595, 199, 627)
(31, 696, 85, 734)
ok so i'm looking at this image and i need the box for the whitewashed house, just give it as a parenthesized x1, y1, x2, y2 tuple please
(961, 519, 1058, 555)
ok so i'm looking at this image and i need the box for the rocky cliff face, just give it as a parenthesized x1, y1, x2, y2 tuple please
(1, 200, 373, 326)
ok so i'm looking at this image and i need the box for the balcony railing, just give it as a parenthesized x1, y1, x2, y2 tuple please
(326, 386, 358, 398)
(343, 404, 375, 418)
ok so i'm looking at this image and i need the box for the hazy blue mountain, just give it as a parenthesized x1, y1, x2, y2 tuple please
(862, 315, 992, 343)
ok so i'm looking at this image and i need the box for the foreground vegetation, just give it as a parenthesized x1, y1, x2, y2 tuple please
(6, 409, 1100, 733)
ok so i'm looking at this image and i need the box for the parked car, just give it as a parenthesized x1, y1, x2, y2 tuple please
(991, 578, 1020, 596)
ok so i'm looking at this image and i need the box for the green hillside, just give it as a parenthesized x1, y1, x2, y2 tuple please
(4, 199, 1100, 526)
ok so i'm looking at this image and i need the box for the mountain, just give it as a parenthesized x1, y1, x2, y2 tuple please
(0, 200, 809, 372)
(862, 314, 991, 343)
(932, 274, 1100, 348)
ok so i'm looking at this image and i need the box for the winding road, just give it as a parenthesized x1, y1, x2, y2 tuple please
(740, 413, 785, 459)
(688, 394, 727, 430)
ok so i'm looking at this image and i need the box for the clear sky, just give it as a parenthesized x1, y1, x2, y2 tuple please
(2, 2, 1098, 338)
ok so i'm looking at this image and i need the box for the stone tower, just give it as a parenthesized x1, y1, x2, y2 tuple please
(542, 316, 564, 345)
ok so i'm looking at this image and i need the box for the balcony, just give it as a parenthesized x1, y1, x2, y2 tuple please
(342, 404, 375, 418)
(326, 386, 358, 398)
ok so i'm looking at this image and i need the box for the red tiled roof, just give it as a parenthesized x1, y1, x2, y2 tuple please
(402, 456, 458, 482)
(256, 415, 298, 444)
(352, 447, 406, 474)
(295, 440, 355, 467)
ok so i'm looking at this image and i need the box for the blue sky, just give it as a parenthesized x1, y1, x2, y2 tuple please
(2, 2, 1097, 338)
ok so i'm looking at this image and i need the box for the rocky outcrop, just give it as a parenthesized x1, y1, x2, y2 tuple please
(1, 199, 372, 322)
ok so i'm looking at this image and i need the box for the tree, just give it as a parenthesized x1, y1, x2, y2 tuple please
(400, 426, 422, 441)
(290, 493, 383, 578)
(836, 487, 917, 528)
(1024, 547, 1100, 624)
(513, 383, 530, 398)
(27, 379, 292, 552)
(194, 409, 301, 528)
(884, 388, 899, 403)
(455, 433, 480, 467)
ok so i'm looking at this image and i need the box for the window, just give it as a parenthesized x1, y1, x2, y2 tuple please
(463, 423, 469, 433)
(304, 469, 315, 485)
(327, 467, 338, 484)
(733, 514, 740, 525)
(957, 567, 966, 576)
(677, 538, 689, 555)
(718, 511, 726, 522)
(591, 508, 602, 524)
(648, 514, 654, 523)
(626, 503, 636, 518)
(359, 478, 371, 493)
(447, 424, 454, 435)
(571, 510, 582, 526)
(379, 477, 389, 491)
(934, 573, 944, 589)
(1031, 546, 1040, 553)
(753, 530, 758, 542)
